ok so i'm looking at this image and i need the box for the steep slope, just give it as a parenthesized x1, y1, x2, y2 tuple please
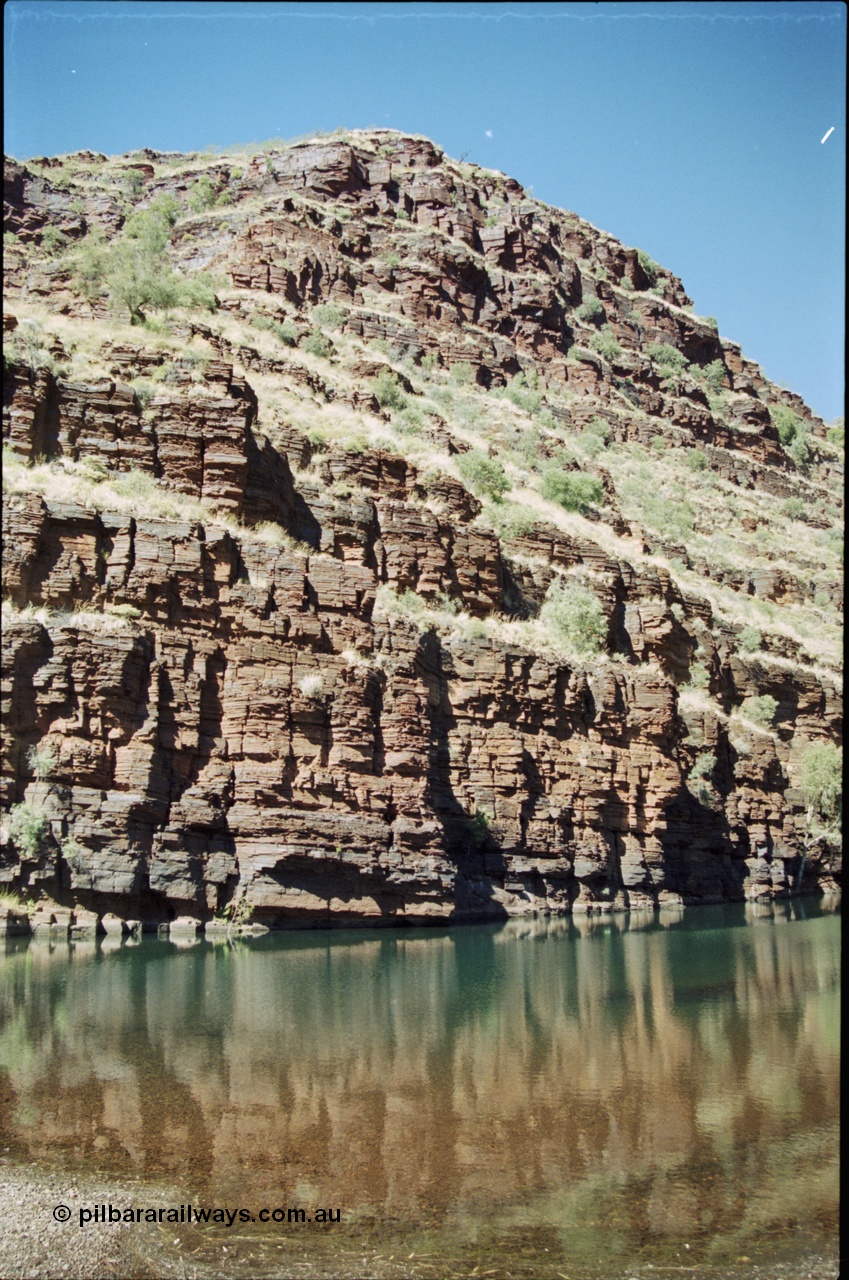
(1, 129, 842, 933)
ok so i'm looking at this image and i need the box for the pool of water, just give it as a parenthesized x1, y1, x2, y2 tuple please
(0, 899, 840, 1278)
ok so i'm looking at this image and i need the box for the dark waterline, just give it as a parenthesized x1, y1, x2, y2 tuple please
(0, 898, 840, 1278)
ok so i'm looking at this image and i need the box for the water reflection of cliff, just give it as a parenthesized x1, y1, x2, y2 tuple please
(0, 903, 839, 1261)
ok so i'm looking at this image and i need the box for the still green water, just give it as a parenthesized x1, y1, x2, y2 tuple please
(0, 901, 840, 1279)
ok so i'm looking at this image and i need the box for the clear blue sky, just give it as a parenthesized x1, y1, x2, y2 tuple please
(4, 1, 845, 421)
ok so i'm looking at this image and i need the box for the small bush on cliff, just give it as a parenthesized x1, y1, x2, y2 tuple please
(311, 303, 345, 330)
(7, 803, 48, 860)
(770, 404, 799, 445)
(540, 468, 603, 514)
(826, 419, 844, 449)
(188, 175, 216, 212)
(781, 497, 805, 520)
(541, 579, 606, 656)
(740, 694, 778, 727)
(738, 626, 762, 653)
(499, 371, 543, 414)
(468, 808, 495, 847)
(61, 836, 89, 876)
(301, 331, 331, 358)
(787, 427, 811, 469)
(589, 327, 622, 362)
(449, 361, 476, 385)
(74, 196, 216, 324)
(688, 751, 717, 805)
(4, 321, 58, 375)
(800, 743, 842, 826)
(41, 225, 69, 256)
(576, 297, 604, 323)
(457, 450, 510, 502)
(702, 359, 726, 392)
(122, 169, 145, 199)
(373, 370, 407, 411)
(636, 249, 659, 285)
(687, 449, 709, 471)
(689, 751, 717, 780)
(298, 673, 324, 699)
(687, 661, 709, 690)
(26, 745, 57, 780)
(252, 314, 298, 346)
(647, 342, 688, 373)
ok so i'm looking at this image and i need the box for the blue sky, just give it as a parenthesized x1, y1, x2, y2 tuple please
(4, 1, 845, 421)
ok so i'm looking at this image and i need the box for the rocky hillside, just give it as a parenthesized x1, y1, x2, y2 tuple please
(1, 129, 842, 934)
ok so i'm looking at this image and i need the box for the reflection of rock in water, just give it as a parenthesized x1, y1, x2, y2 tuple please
(0, 907, 840, 1264)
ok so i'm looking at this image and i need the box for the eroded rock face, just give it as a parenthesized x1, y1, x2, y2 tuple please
(1, 133, 842, 928)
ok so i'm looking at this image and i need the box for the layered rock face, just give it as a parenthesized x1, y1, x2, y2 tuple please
(1, 131, 842, 929)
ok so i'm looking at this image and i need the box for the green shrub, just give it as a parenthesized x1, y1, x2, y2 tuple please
(457, 450, 510, 502)
(91, 197, 210, 324)
(647, 342, 688, 372)
(687, 449, 709, 471)
(131, 378, 155, 408)
(788, 429, 810, 468)
(584, 415, 611, 441)
(122, 169, 145, 199)
(394, 402, 424, 433)
(576, 297, 604, 323)
(373, 369, 407, 411)
(312, 302, 345, 330)
(800, 743, 842, 824)
(500, 371, 543, 414)
(62, 836, 89, 875)
(770, 404, 799, 445)
(540, 468, 604, 513)
(468, 808, 494, 846)
(702, 359, 726, 392)
(252, 314, 298, 345)
(7, 803, 48, 859)
(41, 225, 68, 256)
(688, 661, 709, 690)
(188, 174, 216, 212)
(541, 579, 607, 656)
(689, 751, 717, 781)
(449, 361, 476, 385)
(4, 321, 57, 374)
(781, 497, 805, 520)
(483, 501, 536, 540)
(738, 626, 762, 653)
(420, 352, 440, 375)
(577, 431, 606, 458)
(301, 332, 331, 358)
(26, 745, 57, 780)
(637, 249, 659, 285)
(177, 275, 219, 312)
(826, 420, 844, 449)
(740, 694, 778, 727)
(589, 327, 622, 361)
(125, 194, 181, 242)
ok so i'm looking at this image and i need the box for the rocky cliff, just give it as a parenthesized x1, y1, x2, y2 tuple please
(1, 130, 842, 932)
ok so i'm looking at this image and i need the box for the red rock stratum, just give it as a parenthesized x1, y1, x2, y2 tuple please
(1, 130, 842, 933)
